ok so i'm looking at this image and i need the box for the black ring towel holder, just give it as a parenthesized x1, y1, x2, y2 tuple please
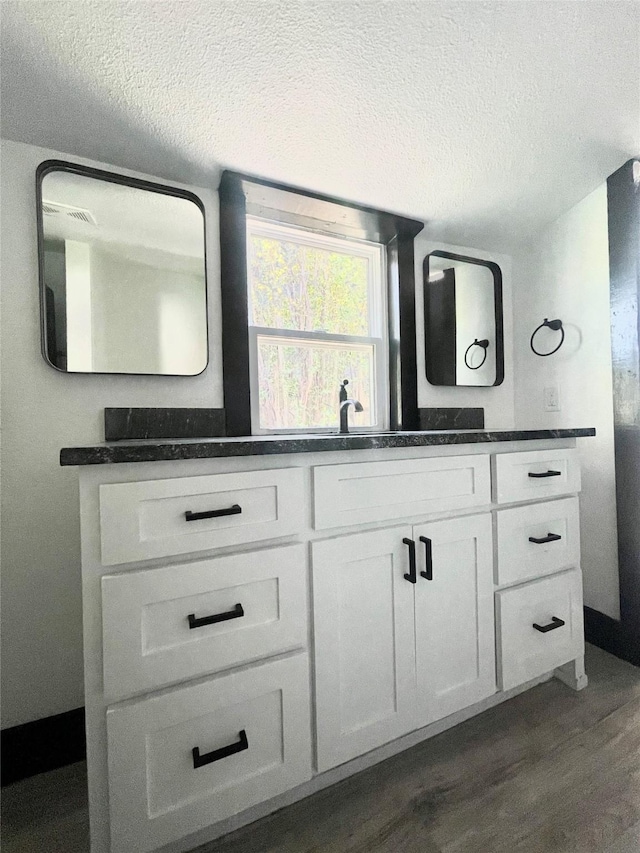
(464, 338, 490, 370)
(530, 318, 565, 357)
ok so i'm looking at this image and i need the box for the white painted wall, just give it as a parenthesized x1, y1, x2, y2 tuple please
(0, 139, 222, 728)
(513, 184, 620, 620)
(415, 236, 515, 428)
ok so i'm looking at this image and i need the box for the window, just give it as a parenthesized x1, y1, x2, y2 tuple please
(218, 171, 423, 437)
(246, 218, 388, 433)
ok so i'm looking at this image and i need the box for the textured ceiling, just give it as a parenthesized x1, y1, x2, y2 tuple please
(1, 1, 639, 251)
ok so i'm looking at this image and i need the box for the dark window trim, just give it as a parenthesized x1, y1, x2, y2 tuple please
(36, 159, 210, 377)
(423, 250, 504, 388)
(219, 170, 424, 436)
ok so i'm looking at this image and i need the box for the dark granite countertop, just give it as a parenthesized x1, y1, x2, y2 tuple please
(60, 428, 595, 466)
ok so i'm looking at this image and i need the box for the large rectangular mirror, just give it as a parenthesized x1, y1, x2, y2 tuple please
(37, 161, 208, 375)
(423, 251, 504, 387)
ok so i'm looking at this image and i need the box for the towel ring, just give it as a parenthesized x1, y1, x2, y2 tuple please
(530, 319, 565, 357)
(464, 338, 489, 370)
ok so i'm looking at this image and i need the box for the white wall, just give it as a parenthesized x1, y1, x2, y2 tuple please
(415, 235, 515, 428)
(0, 139, 222, 728)
(513, 184, 620, 619)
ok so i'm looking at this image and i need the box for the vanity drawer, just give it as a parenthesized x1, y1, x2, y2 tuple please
(99, 468, 305, 565)
(101, 544, 307, 702)
(107, 654, 312, 853)
(496, 497, 580, 586)
(313, 454, 491, 529)
(493, 448, 580, 504)
(496, 569, 584, 691)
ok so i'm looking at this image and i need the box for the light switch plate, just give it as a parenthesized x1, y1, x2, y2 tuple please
(544, 385, 560, 411)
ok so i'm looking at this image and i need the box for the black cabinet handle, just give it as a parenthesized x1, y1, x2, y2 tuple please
(188, 603, 244, 629)
(403, 538, 417, 584)
(533, 616, 565, 633)
(419, 536, 433, 580)
(192, 729, 248, 769)
(528, 470, 562, 479)
(528, 532, 562, 545)
(185, 504, 242, 522)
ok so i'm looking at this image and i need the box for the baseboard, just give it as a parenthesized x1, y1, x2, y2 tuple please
(1, 707, 86, 786)
(584, 606, 640, 667)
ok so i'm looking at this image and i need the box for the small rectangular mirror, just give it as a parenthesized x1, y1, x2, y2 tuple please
(423, 251, 504, 387)
(37, 161, 208, 375)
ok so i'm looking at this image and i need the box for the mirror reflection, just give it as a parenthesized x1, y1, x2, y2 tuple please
(38, 164, 208, 375)
(423, 252, 503, 387)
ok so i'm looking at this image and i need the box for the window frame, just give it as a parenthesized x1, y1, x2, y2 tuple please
(246, 217, 389, 434)
(218, 170, 424, 437)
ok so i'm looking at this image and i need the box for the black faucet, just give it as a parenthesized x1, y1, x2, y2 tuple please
(339, 380, 364, 434)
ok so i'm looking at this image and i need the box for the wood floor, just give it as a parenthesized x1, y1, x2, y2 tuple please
(2, 645, 640, 853)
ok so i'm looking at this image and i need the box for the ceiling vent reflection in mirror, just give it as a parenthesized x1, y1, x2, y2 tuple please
(42, 200, 98, 225)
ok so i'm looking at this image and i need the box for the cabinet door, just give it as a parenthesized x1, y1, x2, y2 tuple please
(312, 527, 417, 772)
(413, 514, 496, 725)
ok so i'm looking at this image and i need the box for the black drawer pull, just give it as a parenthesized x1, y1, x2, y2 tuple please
(403, 538, 417, 584)
(192, 729, 248, 769)
(188, 603, 244, 629)
(185, 504, 242, 522)
(419, 536, 433, 580)
(528, 470, 562, 479)
(533, 616, 565, 633)
(528, 532, 562, 545)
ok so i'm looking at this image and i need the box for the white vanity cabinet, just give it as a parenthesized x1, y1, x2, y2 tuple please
(74, 438, 588, 853)
(312, 514, 495, 772)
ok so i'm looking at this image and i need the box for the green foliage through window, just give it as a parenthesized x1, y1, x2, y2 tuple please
(247, 222, 385, 431)
(250, 236, 370, 336)
(257, 337, 373, 430)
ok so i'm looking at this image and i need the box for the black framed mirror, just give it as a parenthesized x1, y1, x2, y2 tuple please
(423, 251, 504, 387)
(36, 160, 209, 375)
